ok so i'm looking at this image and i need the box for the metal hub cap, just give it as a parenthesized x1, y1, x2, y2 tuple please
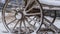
(15, 8, 26, 20)
(16, 13, 22, 19)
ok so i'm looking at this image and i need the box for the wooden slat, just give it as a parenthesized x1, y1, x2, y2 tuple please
(34, 5, 60, 10)
(25, 13, 40, 16)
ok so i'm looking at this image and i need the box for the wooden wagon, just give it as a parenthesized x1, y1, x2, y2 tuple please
(2, 0, 60, 34)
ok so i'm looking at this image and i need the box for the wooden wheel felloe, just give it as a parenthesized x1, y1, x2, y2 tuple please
(2, 0, 43, 34)
(43, 10, 56, 26)
(35, 0, 57, 33)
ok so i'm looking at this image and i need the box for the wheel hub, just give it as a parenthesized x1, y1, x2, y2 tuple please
(15, 10, 26, 20)
(16, 12, 22, 19)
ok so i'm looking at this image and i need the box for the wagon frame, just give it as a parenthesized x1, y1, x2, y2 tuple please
(2, 0, 60, 34)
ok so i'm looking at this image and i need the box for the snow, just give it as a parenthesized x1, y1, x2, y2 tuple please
(39, 0, 60, 6)
(0, 13, 60, 34)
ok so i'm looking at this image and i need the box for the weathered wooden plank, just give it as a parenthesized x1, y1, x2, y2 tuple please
(34, 5, 60, 10)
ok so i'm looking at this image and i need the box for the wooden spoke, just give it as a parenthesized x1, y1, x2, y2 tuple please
(19, 20, 22, 31)
(25, 18, 35, 28)
(7, 19, 17, 25)
(13, 20, 20, 29)
(44, 17, 52, 23)
(26, 6, 35, 12)
(24, 0, 31, 10)
(23, 20, 28, 33)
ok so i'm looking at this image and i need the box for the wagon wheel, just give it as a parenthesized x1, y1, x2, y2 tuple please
(2, 0, 43, 34)
(35, 0, 56, 33)
(43, 10, 56, 26)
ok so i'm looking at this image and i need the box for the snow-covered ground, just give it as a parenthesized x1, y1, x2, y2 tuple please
(0, 13, 60, 34)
